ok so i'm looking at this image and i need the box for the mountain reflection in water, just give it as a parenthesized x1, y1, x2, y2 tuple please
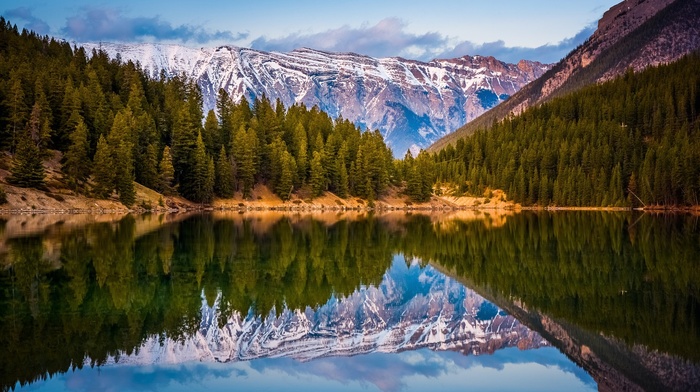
(1, 211, 698, 391)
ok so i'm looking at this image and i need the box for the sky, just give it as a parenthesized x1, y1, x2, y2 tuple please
(1, 0, 620, 64)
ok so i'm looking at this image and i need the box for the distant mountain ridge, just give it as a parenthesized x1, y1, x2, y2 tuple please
(80, 42, 549, 155)
(429, 0, 700, 151)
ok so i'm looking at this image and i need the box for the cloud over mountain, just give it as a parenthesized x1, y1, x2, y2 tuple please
(251, 18, 595, 63)
(3, 7, 50, 35)
(60, 7, 247, 44)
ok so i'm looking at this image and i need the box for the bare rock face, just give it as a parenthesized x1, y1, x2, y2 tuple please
(430, 0, 700, 152)
(81, 42, 548, 156)
(538, 0, 677, 100)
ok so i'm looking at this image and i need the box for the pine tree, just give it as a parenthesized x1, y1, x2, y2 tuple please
(190, 131, 214, 203)
(406, 165, 422, 201)
(206, 157, 215, 202)
(627, 172, 639, 207)
(140, 143, 160, 190)
(217, 88, 234, 150)
(108, 110, 136, 206)
(92, 135, 114, 198)
(32, 81, 53, 154)
(293, 122, 308, 183)
(63, 118, 91, 190)
(215, 145, 234, 198)
(158, 146, 175, 195)
(57, 80, 81, 151)
(5, 73, 28, 151)
(8, 129, 45, 188)
(276, 151, 295, 200)
(232, 125, 256, 198)
(309, 151, 326, 197)
(203, 110, 220, 156)
(337, 159, 349, 198)
(538, 173, 550, 206)
(171, 104, 198, 197)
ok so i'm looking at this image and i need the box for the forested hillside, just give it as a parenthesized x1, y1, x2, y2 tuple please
(3, 16, 698, 209)
(431, 0, 700, 151)
(0, 18, 406, 206)
(432, 52, 700, 207)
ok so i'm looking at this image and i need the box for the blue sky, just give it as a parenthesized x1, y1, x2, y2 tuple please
(1, 0, 619, 63)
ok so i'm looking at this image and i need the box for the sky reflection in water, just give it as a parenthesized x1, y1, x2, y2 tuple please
(19, 346, 595, 392)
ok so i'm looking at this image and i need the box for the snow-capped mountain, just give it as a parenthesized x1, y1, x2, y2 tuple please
(81, 42, 549, 155)
(103, 259, 547, 365)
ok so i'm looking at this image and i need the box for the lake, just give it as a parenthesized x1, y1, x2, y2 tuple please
(1, 211, 698, 391)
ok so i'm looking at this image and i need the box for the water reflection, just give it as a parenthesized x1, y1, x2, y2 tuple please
(1, 211, 699, 391)
(95, 257, 547, 364)
(21, 348, 595, 392)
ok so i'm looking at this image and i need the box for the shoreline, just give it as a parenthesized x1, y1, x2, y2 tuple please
(1, 181, 698, 215)
(2, 204, 698, 215)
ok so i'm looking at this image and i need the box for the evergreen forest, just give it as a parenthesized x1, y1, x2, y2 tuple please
(431, 53, 700, 207)
(2, 17, 699, 208)
(0, 18, 408, 205)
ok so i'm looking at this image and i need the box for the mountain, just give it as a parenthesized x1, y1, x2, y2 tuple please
(80, 42, 549, 156)
(99, 260, 547, 365)
(482, 286, 700, 392)
(429, 0, 700, 152)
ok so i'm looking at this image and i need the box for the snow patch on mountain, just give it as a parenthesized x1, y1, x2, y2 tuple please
(80, 42, 549, 155)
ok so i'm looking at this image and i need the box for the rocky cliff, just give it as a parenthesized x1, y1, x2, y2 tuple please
(430, 0, 700, 151)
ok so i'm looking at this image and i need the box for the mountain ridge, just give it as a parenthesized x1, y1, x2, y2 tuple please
(80, 41, 549, 155)
(429, 0, 700, 152)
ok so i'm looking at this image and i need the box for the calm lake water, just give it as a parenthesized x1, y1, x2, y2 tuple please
(0, 211, 698, 391)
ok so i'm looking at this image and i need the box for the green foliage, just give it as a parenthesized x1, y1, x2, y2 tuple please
(139, 142, 159, 190)
(215, 146, 234, 198)
(189, 131, 214, 203)
(0, 19, 398, 203)
(434, 53, 700, 207)
(7, 129, 44, 188)
(309, 151, 326, 197)
(62, 118, 90, 190)
(232, 125, 257, 198)
(405, 150, 434, 202)
(157, 146, 175, 196)
(203, 109, 220, 156)
(91, 135, 113, 199)
(3, 72, 29, 151)
(108, 109, 136, 206)
(171, 104, 198, 197)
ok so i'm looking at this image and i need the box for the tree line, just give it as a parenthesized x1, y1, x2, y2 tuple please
(4, 16, 698, 208)
(0, 19, 438, 206)
(431, 52, 700, 207)
(1, 18, 436, 205)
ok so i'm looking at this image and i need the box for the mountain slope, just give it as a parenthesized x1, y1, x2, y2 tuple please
(80, 42, 548, 155)
(429, 0, 700, 152)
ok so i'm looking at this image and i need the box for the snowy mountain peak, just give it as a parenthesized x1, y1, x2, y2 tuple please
(81, 42, 550, 155)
